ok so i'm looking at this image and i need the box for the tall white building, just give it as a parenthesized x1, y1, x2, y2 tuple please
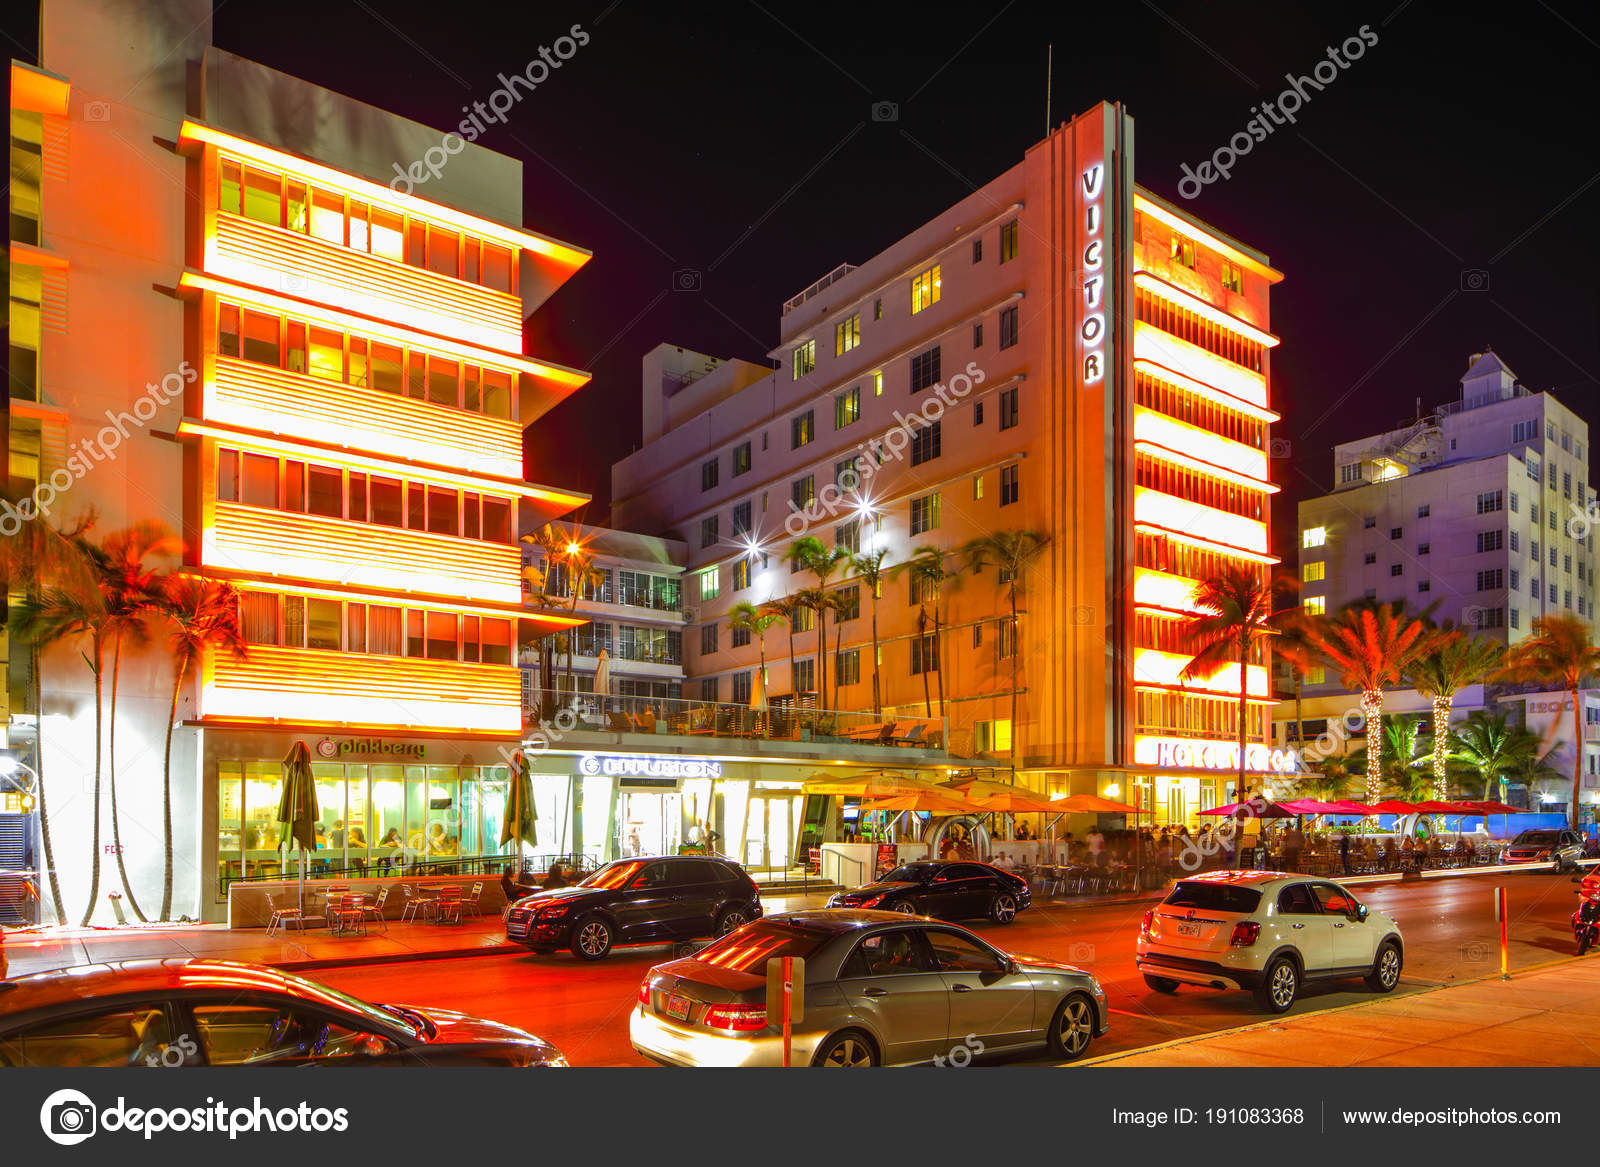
(1297, 349, 1595, 651)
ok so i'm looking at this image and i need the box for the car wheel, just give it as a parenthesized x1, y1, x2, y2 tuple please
(1254, 955, 1299, 1013)
(890, 900, 917, 914)
(1047, 993, 1097, 1061)
(813, 1030, 878, 1067)
(1365, 942, 1402, 993)
(989, 893, 1018, 924)
(1143, 974, 1180, 994)
(714, 907, 749, 936)
(571, 916, 613, 961)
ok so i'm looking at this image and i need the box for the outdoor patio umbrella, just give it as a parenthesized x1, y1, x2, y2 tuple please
(593, 649, 612, 710)
(1367, 800, 1422, 815)
(963, 789, 1062, 814)
(276, 741, 319, 915)
(499, 749, 538, 861)
(802, 771, 944, 798)
(858, 790, 981, 815)
(1198, 799, 1297, 818)
(1050, 794, 1140, 814)
(1462, 799, 1521, 840)
(1277, 798, 1359, 815)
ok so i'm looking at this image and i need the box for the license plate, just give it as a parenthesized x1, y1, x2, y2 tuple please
(1175, 921, 1202, 937)
(665, 994, 692, 1021)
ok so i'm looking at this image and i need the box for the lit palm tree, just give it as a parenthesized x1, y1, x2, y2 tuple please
(1351, 714, 1431, 799)
(0, 503, 96, 923)
(153, 575, 245, 920)
(96, 521, 182, 921)
(961, 529, 1050, 772)
(892, 546, 956, 719)
(848, 547, 891, 716)
(1406, 625, 1501, 800)
(761, 594, 805, 699)
(728, 600, 781, 696)
(1176, 566, 1299, 817)
(1448, 710, 1547, 803)
(1495, 613, 1600, 827)
(1272, 608, 1321, 764)
(789, 536, 848, 709)
(1304, 601, 1441, 806)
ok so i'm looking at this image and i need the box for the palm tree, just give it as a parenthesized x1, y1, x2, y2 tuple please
(1406, 625, 1500, 801)
(1304, 602, 1441, 806)
(961, 530, 1050, 771)
(521, 523, 587, 717)
(892, 546, 956, 719)
(848, 548, 891, 715)
(1507, 743, 1568, 810)
(761, 594, 805, 700)
(1496, 613, 1600, 828)
(1272, 608, 1321, 764)
(1293, 757, 1355, 802)
(1177, 566, 1299, 818)
(824, 590, 857, 703)
(153, 575, 245, 920)
(1448, 710, 1547, 802)
(728, 600, 780, 694)
(0, 502, 95, 923)
(96, 521, 182, 921)
(789, 536, 848, 709)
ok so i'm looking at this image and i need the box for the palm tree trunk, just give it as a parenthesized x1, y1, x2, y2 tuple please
(160, 654, 189, 921)
(30, 644, 66, 923)
(817, 603, 828, 711)
(1572, 685, 1584, 830)
(1234, 631, 1248, 870)
(787, 625, 797, 701)
(107, 635, 147, 921)
(1360, 689, 1384, 806)
(1009, 584, 1020, 776)
(1431, 696, 1450, 802)
(919, 609, 932, 717)
(83, 639, 104, 926)
(934, 596, 946, 719)
(870, 588, 882, 716)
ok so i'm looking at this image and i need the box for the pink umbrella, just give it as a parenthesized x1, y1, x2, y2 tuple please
(1367, 800, 1420, 815)
(1199, 799, 1297, 819)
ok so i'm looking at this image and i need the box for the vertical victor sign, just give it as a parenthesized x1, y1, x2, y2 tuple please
(1079, 161, 1106, 386)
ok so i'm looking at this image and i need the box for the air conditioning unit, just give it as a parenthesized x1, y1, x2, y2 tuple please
(682, 607, 698, 624)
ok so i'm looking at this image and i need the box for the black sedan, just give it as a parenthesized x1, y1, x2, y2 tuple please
(827, 860, 1030, 924)
(506, 855, 763, 960)
(0, 959, 566, 1067)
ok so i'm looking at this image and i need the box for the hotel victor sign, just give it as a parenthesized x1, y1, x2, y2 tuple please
(578, 754, 724, 779)
(1134, 736, 1299, 775)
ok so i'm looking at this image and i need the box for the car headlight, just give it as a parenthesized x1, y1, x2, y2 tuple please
(536, 903, 571, 918)
(859, 894, 885, 909)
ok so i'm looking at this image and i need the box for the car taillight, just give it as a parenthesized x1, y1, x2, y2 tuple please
(1140, 909, 1154, 937)
(638, 979, 651, 1005)
(702, 1003, 767, 1032)
(1229, 922, 1261, 947)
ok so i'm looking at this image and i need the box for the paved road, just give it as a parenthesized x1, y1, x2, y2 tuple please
(313, 870, 1587, 1066)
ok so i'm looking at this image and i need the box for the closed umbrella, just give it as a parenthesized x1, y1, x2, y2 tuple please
(593, 649, 612, 712)
(750, 667, 768, 712)
(499, 749, 538, 865)
(276, 741, 319, 915)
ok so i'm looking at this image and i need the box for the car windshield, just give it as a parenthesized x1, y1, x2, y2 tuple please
(1164, 881, 1263, 914)
(274, 970, 417, 1038)
(881, 865, 936, 884)
(579, 860, 651, 889)
(689, 921, 832, 973)
(1513, 830, 1562, 846)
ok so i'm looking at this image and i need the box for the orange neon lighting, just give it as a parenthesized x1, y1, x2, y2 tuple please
(206, 501, 523, 604)
(1134, 522, 1279, 566)
(1133, 323, 1268, 409)
(177, 420, 586, 507)
(1133, 567, 1202, 614)
(11, 62, 70, 116)
(1133, 194, 1284, 284)
(208, 355, 523, 480)
(178, 120, 591, 267)
(1136, 360, 1278, 422)
(203, 212, 525, 353)
(1132, 407, 1271, 484)
(180, 272, 588, 386)
(1135, 440, 1278, 493)
(192, 571, 581, 627)
(1134, 488, 1268, 555)
(10, 242, 68, 270)
(1132, 648, 1272, 700)
(202, 644, 520, 733)
(1134, 271, 1279, 347)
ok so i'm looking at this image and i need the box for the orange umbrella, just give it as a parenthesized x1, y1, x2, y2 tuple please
(858, 791, 981, 815)
(1051, 794, 1139, 814)
(964, 789, 1062, 814)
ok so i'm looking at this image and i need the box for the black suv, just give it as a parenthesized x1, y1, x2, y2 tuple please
(505, 856, 763, 960)
(827, 860, 1031, 924)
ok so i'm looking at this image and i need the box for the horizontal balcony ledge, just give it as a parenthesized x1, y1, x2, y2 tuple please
(1133, 270, 1279, 346)
(191, 716, 521, 741)
(1134, 359, 1279, 422)
(194, 567, 582, 627)
(1135, 439, 1279, 493)
(1132, 522, 1280, 566)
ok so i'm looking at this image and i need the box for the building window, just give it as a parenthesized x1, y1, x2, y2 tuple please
(1510, 531, 1520, 553)
(836, 519, 860, 553)
(973, 322, 984, 348)
(971, 238, 983, 263)
(973, 474, 985, 501)
(1170, 235, 1197, 269)
(1510, 569, 1520, 590)
(911, 264, 941, 314)
(835, 585, 860, 622)
(700, 623, 718, 656)
(910, 420, 942, 466)
(975, 401, 984, 425)
(1302, 526, 1327, 548)
(1476, 490, 1503, 514)
(994, 619, 1017, 660)
(999, 305, 1019, 349)
(732, 442, 752, 476)
(834, 313, 861, 357)
(699, 677, 719, 702)
(792, 659, 815, 695)
(732, 501, 752, 536)
(734, 671, 754, 703)
(874, 297, 883, 321)
(1391, 563, 1403, 577)
(1304, 596, 1327, 615)
(872, 371, 884, 396)
(835, 648, 861, 687)
(731, 624, 751, 648)
(999, 218, 1019, 263)
(834, 385, 860, 429)
(791, 410, 815, 449)
(1390, 527, 1402, 540)
(1363, 515, 1376, 529)
(835, 457, 861, 489)
(1340, 463, 1363, 485)
(1510, 607, 1520, 629)
(910, 632, 940, 675)
(732, 558, 752, 591)
(1513, 419, 1537, 443)
(1364, 553, 1377, 565)
(910, 346, 942, 392)
(998, 386, 1018, 430)
(697, 567, 719, 601)
(1477, 530, 1504, 553)
(999, 464, 1019, 506)
(1418, 542, 1430, 555)
(792, 475, 815, 511)
(792, 339, 816, 380)
(910, 492, 941, 535)
(1417, 504, 1430, 518)
(1221, 261, 1243, 293)
(700, 515, 719, 548)
(790, 604, 815, 633)
(701, 458, 719, 491)
(1302, 561, 1325, 582)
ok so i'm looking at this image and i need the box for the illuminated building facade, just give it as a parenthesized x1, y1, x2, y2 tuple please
(613, 102, 1287, 828)
(7, 0, 589, 921)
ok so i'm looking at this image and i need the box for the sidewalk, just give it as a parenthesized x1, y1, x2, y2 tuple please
(0, 890, 835, 980)
(1082, 956, 1600, 1068)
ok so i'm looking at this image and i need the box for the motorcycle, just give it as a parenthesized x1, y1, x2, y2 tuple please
(1573, 884, 1600, 956)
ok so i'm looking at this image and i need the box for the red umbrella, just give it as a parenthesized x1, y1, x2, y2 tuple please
(1465, 800, 1520, 814)
(1278, 798, 1364, 815)
(1328, 800, 1375, 815)
(1199, 799, 1298, 819)
(1412, 800, 1481, 814)
(1367, 800, 1420, 815)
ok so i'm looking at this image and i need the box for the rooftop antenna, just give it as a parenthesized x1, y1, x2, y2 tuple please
(1044, 44, 1053, 137)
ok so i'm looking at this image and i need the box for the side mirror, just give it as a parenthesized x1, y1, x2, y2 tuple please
(358, 1035, 397, 1058)
(1354, 905, 1369, 922)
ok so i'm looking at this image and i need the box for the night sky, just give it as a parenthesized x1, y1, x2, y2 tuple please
(10, 2, 1599, 557)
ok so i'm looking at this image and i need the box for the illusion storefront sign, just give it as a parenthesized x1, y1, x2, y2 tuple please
(578, 754, 724, 780)
(1134, 736, 1299, 775)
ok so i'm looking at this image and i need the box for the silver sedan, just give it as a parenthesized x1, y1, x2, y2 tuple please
(629, 909, 1107, 1067)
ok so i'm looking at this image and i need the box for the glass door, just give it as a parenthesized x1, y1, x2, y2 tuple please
(617, 791, 682, 859)
(743, 796, 795, 872)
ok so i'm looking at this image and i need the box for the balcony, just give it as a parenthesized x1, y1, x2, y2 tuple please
(208, 355, 523, 479)
(1132, 406, 1269, 483)
(207, 501, 521, 603)
(1133, 487, 1268, 556)
(205, 211, 523, 352)
(203, 643, 519, 733)
(1134, 321, 1267, 410)
(1132, 648, 1271, 701)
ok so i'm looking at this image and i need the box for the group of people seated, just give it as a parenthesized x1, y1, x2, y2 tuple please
(500, 861, 573, 901)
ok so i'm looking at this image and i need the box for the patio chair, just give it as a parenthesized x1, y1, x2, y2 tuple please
(399, 883, 437, 923)
(460, 882, 485, 918)
(359, 887, 390, 933)
(329, 894, 366, 936)
(264, 893, 306, 937)
(435, 886, 464, 925)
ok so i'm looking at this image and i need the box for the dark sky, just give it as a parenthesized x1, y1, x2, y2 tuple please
(12, 2, 1599, 555)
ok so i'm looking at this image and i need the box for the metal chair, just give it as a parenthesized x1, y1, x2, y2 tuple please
(400, 884, 437, 923)
(359, 887, 391, 932)
(434, 886, 464, 925)
(265, 893, 306, 937)
(329, 894, 367, 936)
(460, 882, 485, 918)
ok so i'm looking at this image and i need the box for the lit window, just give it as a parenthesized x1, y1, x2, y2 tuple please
(1302, 561, 1325, 582)
(834, 313, 861, 356)
(1170, 236, 1196, 269)
(1302, 526, 1327, 549)
(792, 339, 816, 380)
(999, 219, 1019, 263)
(911, 264, 942, 314)
(697, 567, 720, 601)
(834, 386, 860, 429)
(1304, 596, 1327, 615)
(1220, 261, 1243, 294)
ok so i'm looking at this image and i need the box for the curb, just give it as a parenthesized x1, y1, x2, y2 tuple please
(264, 942, 521, 972)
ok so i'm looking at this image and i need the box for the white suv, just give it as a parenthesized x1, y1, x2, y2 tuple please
(1135, 871, 1404, 1013)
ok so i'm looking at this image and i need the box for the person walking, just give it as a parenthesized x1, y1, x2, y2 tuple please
(1339, 830, 1351, 875)
(1087, 826, 1106, 868)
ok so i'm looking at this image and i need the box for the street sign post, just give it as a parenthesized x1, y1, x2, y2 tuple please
(766, 955, 804, 1067)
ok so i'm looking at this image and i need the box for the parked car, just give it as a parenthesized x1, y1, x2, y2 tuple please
(1501, 829, 1585, 872)
(1135, 871, 1404, 1014)
(505, 855, 762, 960)
(826, 860, 1030, 924)
(0, 959, 566, 1067)
(630, 909, 1106, 1067)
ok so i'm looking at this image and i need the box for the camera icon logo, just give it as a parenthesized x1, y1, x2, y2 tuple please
(40, 1088, 97, 1146)
(83, 101, 110, 122)
(1268, 437, 1292, 459)
(1460, 268, 1490, 292)
(1070, 604, 1096, 627)
(871, 100, 899, 123)
(671, 268, 702, 293)
(1459, 941, 1490, 963)
(1067, 942, 1096, 963)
